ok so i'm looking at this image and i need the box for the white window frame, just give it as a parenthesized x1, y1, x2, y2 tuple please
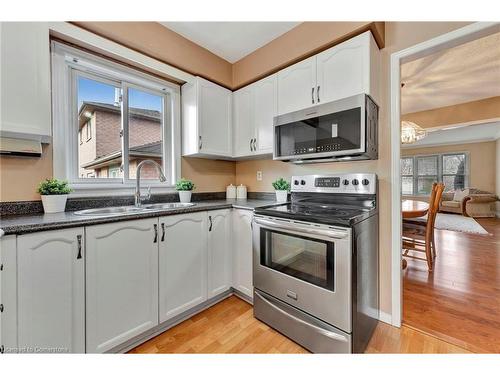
(401, 152, 470, 196)
(51, 41, 181, 197)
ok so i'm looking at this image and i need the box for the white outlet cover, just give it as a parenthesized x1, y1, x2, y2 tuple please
(256, 171, 263, 181)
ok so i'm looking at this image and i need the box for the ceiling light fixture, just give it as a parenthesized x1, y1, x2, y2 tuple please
(401, 121, 427, 144)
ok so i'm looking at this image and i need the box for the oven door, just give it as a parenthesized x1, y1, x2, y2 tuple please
(273, 94, 366, 161)
(252, 215, 352, 332)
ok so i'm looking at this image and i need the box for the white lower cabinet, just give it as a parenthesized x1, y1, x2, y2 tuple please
(1, 235, 18, 353)
(232, 209, 254, 299)
(207, 209, 232, 298)
(159, 212, 208, 322)
(17, 228, 85, 353)
(85, 219, 159, 353)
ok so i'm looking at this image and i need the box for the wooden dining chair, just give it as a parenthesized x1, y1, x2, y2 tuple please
(402, 182, 445, 271)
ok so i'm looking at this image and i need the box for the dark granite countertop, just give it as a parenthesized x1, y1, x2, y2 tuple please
(0, 199, 283, 236)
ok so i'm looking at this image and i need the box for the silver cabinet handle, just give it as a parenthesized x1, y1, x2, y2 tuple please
(153, 224, 158, 243)
(317, 85, 320, 103)
(250, 138, 254, 152)
(76, 235, 82, 259)
(255, 291, 348, 342)
(199, 135, 202, 150)
(252, 138, 256, 151)
(254, 217, 348, 239)
(208, 215, 213, 232)
(311, 87, 315, 104)
(161, 223, 165, 242)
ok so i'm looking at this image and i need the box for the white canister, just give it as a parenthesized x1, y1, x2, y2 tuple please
(41, 194, 68, 213)
(226, 184, 237, 199)
(236, 184, 247, 199)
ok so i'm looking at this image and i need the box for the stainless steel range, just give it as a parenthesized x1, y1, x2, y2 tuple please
(252, 173, 379, 353)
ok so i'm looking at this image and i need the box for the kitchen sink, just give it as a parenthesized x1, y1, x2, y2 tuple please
(73, 202, 196, 217)
(141, 202, 195, 210)
(73, 206, 146, 216)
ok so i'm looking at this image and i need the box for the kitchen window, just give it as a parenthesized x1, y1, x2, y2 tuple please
(400, 153, 469, 195)
(51, 42, 181, 195)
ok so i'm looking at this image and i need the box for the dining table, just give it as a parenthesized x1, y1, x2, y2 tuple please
(402, 199, 429, 218)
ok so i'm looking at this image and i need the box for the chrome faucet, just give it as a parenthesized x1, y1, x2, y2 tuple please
(135, 160, 167, 207)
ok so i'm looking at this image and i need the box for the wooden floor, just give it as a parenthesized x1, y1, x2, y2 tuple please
(129, 295, 470, 354)
(403, 217, 500, 353)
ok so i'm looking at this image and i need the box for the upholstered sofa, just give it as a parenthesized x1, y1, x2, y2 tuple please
(439, 188, 498, 218)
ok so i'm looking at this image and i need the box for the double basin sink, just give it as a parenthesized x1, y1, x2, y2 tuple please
(74, 202, 195, 217)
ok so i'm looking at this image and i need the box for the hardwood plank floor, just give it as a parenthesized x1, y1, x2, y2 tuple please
(128, 295, 470, 354)
(403, 217, 500, 353)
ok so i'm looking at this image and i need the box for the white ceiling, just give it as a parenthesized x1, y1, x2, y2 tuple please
(401, 121, 500, 149)
(160, 22, 300, 63)
(401, 32, 500, 114)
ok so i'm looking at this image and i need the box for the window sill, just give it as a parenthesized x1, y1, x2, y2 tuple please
(69, 182, 177, 198)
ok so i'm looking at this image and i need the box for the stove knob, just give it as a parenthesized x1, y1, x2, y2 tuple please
(294, 180, 299, 185)
(362, 179, 370, 186)
(300, 180, 306, 186)
(342, 179, 350, 186)
(352, 179, 359, 186)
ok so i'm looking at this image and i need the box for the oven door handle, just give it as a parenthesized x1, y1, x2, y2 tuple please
(253, 217, 348, 239)
(255, 290, 349, 342)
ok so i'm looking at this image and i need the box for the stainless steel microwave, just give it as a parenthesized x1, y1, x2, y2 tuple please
(273, 94, 378, 163)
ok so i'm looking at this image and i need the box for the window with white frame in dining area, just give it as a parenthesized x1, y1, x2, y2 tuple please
(401, 153, 469, 196)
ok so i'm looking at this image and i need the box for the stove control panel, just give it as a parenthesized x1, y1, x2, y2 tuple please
(291, 174, 377, 194)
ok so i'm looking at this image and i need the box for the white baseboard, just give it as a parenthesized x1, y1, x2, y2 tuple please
(379, 311, 393, 325)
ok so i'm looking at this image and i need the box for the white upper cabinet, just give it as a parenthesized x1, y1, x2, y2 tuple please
(86, 219, 159, 353)
(277, 56, 317, 115)
(159, 212, 208, 322)
(17, 228, 85, 353)
(182, 76, 232, 158)
(233, 74, 277, 158)
(277, 31, 380, 116)
(316, 31, 380, 105)
(207, 209, 232, 298)
(253, 74, 277, 154)
(233, 86, 255, 157)
(0, 22, 51, 141)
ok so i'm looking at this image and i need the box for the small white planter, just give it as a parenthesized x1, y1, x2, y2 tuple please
(41, 194, 68, 213)
(275, 190, 288, 202)
(178, 190, 193, 203)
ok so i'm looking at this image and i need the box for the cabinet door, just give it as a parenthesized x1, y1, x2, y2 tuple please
(17, 228, 85, 353)
(277, 56, 316, 115)
(159, 212, 208, 322)
(1, 235, 17, 353)
(207, 209, 232, 298)
(1, 22, 51, 138)
(232, 209, 254, 299)
(198, 77, 233, 156)
(86, 219, 158, 353)
(233, 86, 255, 157)
(254, 74, 277, 154)
(316, 32, 370, 104)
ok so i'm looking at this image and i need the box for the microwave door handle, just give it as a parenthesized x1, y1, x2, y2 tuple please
(253, 217, 348, 239)
(254, 290, 349, 342)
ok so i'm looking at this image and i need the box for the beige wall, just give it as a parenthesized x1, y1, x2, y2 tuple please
(72, 22, 233, 88)
(402, 141, 497, 193)
(181, 157, 235, 193)
(401, 96, 500, 129)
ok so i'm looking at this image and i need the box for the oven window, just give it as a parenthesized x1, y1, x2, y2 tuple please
(260, 229, 334, 291)
(275, 107, 361, 157)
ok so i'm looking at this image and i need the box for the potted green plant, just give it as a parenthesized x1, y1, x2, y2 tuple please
(175, 178, 195, 203)
(272, 178, 290, 202)
(37, 178, 73, 213)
